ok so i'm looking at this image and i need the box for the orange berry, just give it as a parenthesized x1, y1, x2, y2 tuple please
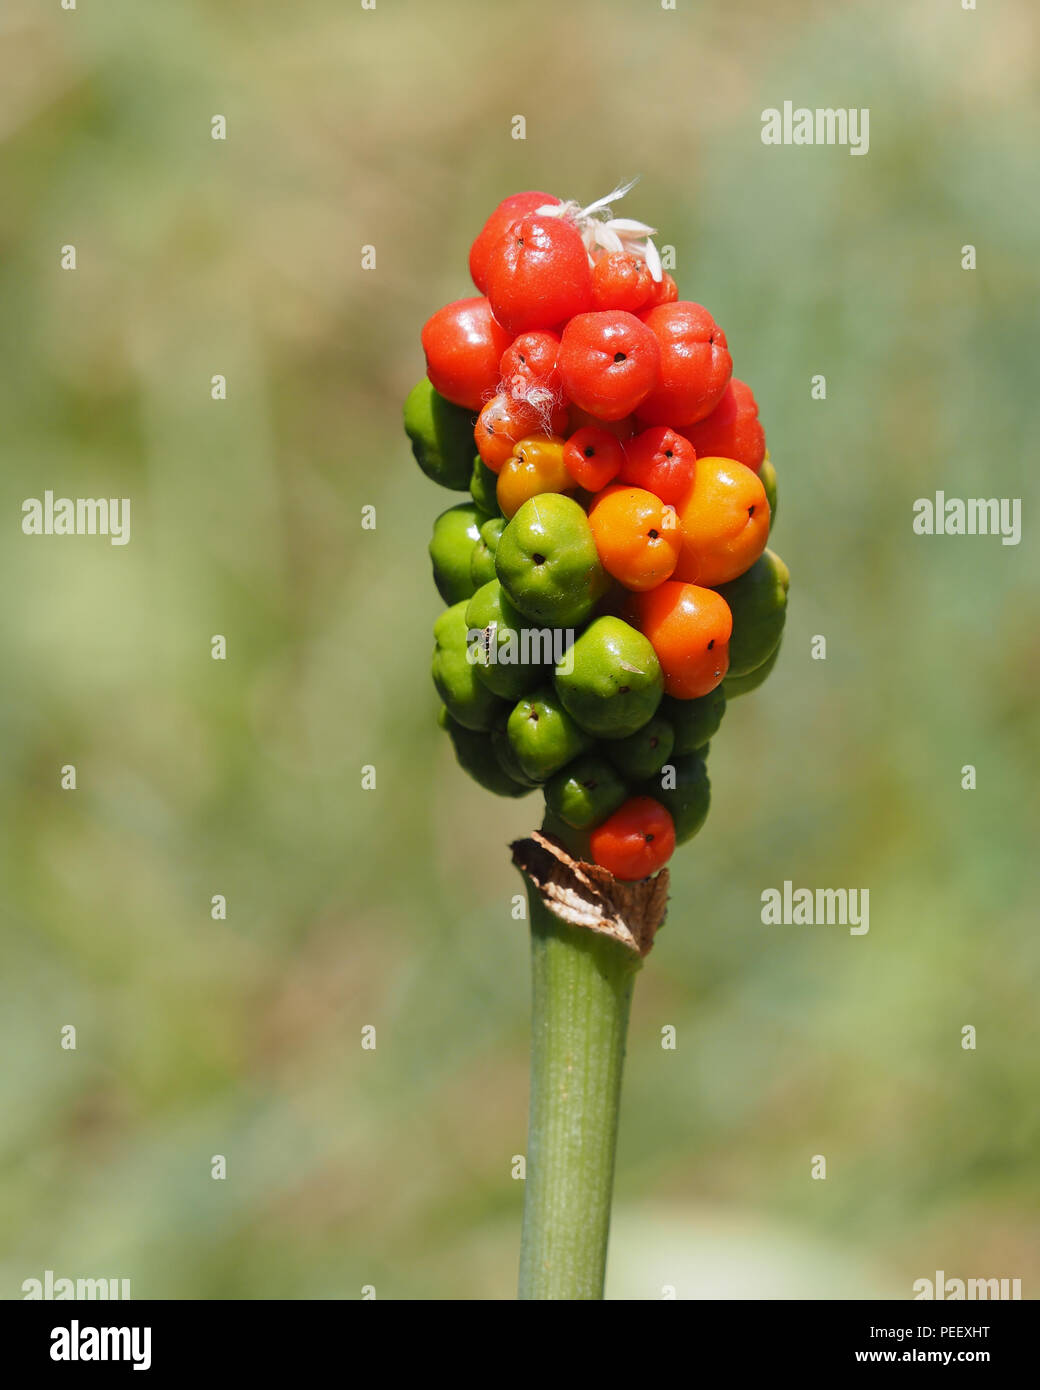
(588, 484, 681, 592)
(672, 455, 769, 586)
(475, 392, 542, 472)
(626, 580, 732, 699)
(589, 795, 676, 880)
(496, 434, 573, 519)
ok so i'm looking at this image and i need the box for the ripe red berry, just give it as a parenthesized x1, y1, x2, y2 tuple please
(422, 297, 512, 411)
(591, 253, 653, 313)
(566, 406, 638, 440)
(634, 302, 732, 427)
(558, 310, 661, 421)
(485, 215, 594, 337)
(618, 425, 697, 506)
(644, 272, 678, 308)
(589, 795, 676, 880)
(563, 426, 625, 492)
(469, 191, 560, 293)
(500, 329, 563, 403)
(685, 378, 766, 472)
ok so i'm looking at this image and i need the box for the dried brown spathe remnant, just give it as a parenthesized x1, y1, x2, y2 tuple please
(511, 830, 669, 958)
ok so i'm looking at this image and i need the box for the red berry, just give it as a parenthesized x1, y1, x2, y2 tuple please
(685, 378, 766, 472)
(634, 302, 732, 427)
(558, 310, 661, 421)
(591, 253, 653, 313)
(618, 425, 697, 506)
(469, 191, 559, 293)
(563, 426, 625, 492)
(644, 272, 678, 308)
(566, 406, 638, 440)
(422, 297, 512, 411)
(500, 330, 563, 401)
(589, 796, 676, 880)
(485, 215, 594, 337)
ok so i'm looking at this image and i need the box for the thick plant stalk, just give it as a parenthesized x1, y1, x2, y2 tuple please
(518, 887, 638, 1298)
(512, 833, 668, 1300)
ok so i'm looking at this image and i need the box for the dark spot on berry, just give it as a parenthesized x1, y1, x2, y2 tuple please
(707, 639, 715, 650)
(664, 449, 673, 459)
(584, 446, 595, 458)
(645, 832, 654, 843)
(649, 736, 659, 748)
(613, 352, 626, 363)
(748, 505, 755, 517)
(528, 710, 539, 723)
(532, 553, 546, 565)
(648, 528, 659, 540)
(618, 685, 630, 695)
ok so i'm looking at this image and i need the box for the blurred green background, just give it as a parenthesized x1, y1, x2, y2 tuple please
(2, 0, 1038, 1300)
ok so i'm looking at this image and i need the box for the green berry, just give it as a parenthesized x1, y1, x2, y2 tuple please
(714, 549, 789, 678)
(553, 615, 663, 740)
(507, 685, 593, 783)
(431, 602, 505, 731)
(470, 516, 506, 588)
(539, 807, 593, 862)
(544, 753, 629, 829)
(760, 453, 777, 530)
(429, 501, 489, 605)
(606, 713, 675, 780)
(490, 717, 541, 788)
(404, 379, 474, 491)
(642, 753, 710, 845)
(470, 456, 502, 518)
(661, 689, 726, 755)
(465, 579, 549, 700)
(438, 708, 532, 798)
(722, 639, 783, 700)
(496, 494, 608, 628)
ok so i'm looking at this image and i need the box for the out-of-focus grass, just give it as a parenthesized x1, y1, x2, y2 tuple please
(1, 0, 1038, 1298)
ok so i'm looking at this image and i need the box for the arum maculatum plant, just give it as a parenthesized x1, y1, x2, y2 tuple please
(405, 182, 789, 1299)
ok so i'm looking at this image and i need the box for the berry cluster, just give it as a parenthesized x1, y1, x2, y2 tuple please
(405, 187, 789, 881)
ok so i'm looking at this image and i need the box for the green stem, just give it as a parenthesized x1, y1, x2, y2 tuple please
(518, 878, 641, 1300)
